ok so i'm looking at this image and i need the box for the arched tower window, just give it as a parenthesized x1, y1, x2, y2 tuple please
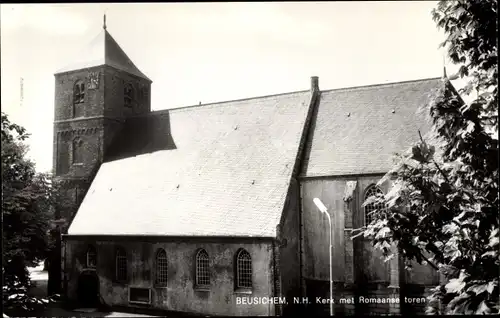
(195, 249, 210, 287)
(86, 245, 97, 268)
(115, 247, 127, 282)
(73, 80, 85, 104)
(155, 249, 168, 286)
(124, 83, 133, 108)
(72, 137, 84, 164)
(236, 249, 252, 289)
(364, 185, 386, 226)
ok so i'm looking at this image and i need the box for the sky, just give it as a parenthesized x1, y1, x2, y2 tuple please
(1, 2, 456, 173)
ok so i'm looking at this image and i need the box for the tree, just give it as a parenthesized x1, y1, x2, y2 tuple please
(357, 0, 498, 315)
(1, 112, 61, 312)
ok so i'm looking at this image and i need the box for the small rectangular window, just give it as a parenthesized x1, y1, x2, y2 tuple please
(116, 249, 127, 282)
(86, 246, 97, 268)
(129, 287, 151, 304)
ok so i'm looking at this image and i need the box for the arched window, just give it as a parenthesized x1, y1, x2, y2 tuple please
(115, 247, 127, 282)
(236, 249, 252, 289)
(138, 84, 144, 101)
(73, 80, 85, 104)
(124, 83, 133, 108)
(86, 245, 97, 268)
(195, 249, 210, 287)
(72, 137, 84, 164)
(155, 249, 168, 286)
(364, 185, 386, 225)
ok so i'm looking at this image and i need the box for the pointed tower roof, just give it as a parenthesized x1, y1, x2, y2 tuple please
(56, 17, 151, 81)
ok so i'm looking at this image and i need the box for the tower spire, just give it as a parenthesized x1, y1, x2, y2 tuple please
(103, 13, 107, 30)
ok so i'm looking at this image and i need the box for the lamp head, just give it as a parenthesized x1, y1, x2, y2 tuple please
(313, 198, 328, 214)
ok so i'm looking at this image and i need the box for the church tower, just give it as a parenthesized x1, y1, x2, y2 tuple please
(52, 15, 152, 226)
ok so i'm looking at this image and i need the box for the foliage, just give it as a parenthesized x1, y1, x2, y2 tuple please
(1, 112, 62, 312)
(2, 282, 59, 315)
(356, 0, 498, 315)
(434, 0, 498, 133)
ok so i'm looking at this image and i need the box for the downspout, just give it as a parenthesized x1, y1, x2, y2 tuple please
(299, 183, 306, 298)
(62, 233, 68, 302)
(272, 237, 282, 316)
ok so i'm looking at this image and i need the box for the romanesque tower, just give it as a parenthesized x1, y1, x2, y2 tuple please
(50, 16, 151, 294)
(53, 16, 152, 226)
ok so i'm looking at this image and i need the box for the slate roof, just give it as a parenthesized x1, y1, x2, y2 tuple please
(301, 77, 444, 177)
(68, 91, 312, 237)
(55, 28, 150, 81)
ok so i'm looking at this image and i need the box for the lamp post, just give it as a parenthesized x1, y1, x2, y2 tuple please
(313, 198, 333, 316)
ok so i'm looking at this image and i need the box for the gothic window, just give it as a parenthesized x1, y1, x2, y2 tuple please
(72, 137, 84, 164)
(236, 249, 252, 289)
(86, 245, 97, 268)
(364, 185, 386, 226)
(124, 83, 133, 108)
(73, 80, 85, 104)
(195, 249, 210, 287)
(155, 249, 168, 286)
(115, 247, 127, 282)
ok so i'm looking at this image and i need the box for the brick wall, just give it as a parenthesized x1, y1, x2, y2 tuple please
(54, 67, 106, 121)
(104, 67, 151, 119)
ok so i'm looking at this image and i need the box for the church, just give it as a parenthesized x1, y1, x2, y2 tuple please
(54, 17, 448, 316)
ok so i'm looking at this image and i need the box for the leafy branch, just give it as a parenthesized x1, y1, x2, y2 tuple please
(359, 0, 499, 314)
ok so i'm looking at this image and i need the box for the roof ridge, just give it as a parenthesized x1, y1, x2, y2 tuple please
(320, 76, 442, 94)
(143, 89, 310, 116)
(129, 76, 443, 119)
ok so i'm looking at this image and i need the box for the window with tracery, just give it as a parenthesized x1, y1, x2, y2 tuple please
(73, 81, 85, 104)
(124, 83, 133, 107)
(155, 249, 168, 286)
(236, 249, 252, 289)
(364, 185, 386, 225)
(86, 245, 97, 268)
(115, 247, 127, 282)
(195, 249, 210, 287)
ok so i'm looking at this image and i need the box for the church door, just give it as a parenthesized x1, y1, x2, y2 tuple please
(77, 271, 99, 307)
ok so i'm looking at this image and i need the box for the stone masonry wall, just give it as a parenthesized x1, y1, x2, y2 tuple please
(64, 238, 275, 317)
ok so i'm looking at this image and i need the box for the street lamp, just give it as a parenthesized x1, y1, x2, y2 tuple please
(313, 198, 333, 316)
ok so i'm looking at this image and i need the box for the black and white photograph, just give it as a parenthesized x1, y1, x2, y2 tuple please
(1, 1, 498, 317)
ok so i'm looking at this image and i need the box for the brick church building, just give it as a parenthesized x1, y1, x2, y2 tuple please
(53, 18, 450, 316)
